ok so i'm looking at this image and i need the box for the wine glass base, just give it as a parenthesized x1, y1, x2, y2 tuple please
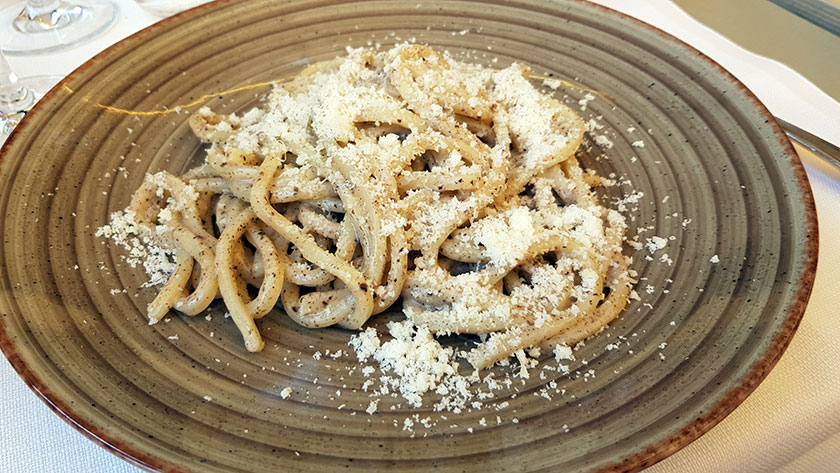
(136, 0, 209, 18)
(1, 75, 62, 145)
(0, 0, 119, 55)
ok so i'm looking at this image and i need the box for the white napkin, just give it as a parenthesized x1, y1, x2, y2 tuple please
(2, 1, 838, 471)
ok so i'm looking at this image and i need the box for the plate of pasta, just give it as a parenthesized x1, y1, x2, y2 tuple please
(0, 1, 817, 472)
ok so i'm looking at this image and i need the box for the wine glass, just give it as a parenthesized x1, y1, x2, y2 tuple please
(0, 0, 119, 55)
(0, 49, 61, 144)
(135, 0, 209, 18)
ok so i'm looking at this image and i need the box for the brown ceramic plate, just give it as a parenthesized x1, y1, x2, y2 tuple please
(0, 1, 817, 471)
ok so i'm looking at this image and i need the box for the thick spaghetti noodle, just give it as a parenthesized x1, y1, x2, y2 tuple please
(101, 44, 633, 370)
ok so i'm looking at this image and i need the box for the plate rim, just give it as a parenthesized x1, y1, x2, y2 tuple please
(0, 0, 819, 471)
(580, 0, 819, 470)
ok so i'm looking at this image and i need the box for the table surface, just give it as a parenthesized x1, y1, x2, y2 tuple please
(673, 0, 840, 102)
(2, 1, 839, 472)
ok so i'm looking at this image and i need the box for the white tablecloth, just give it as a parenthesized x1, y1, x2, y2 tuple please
(2, 1, 839, 471)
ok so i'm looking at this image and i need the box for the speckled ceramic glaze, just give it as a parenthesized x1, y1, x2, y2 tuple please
(0, 1, 817, 471)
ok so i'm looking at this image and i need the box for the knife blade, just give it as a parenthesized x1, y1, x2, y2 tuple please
(776, 117, 840, 169)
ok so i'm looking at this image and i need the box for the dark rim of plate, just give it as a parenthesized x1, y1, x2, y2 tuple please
(0, 1, 819, 472)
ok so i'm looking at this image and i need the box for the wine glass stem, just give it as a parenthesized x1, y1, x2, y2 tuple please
(0, 50, 33, 115)
(26, 0, 62, 16)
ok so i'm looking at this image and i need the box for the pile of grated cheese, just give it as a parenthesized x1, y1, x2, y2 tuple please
(95, 43, 699, 426)
(95, 208, 176, 287)
(350, 321, 477, 410)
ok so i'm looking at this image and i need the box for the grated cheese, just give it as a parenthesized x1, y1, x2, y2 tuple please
(94, 44, 667, 432)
